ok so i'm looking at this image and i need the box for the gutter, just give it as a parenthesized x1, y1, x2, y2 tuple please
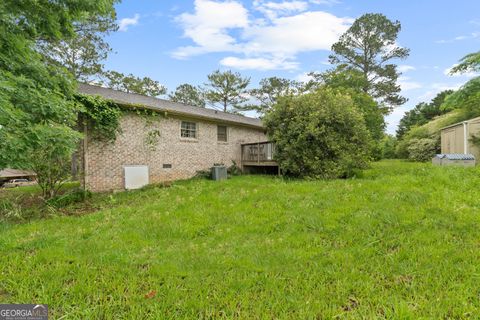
(116, 101, 265, 130)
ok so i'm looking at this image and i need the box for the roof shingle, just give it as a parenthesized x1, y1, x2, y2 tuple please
(78, 84, 264, 129)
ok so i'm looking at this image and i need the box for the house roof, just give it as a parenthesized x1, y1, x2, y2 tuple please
(434, 154, 475, 160)
(78, 84, 264, 129)
(0, 168, 36, 179)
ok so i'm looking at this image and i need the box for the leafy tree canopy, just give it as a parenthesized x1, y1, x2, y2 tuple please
(396, 90, 454, 138)
(329, 13, 409, 112)
(247, 77, 300, 115)
(204, 70, 250, 113)
(450, 51, 480, 74)
(102, 70, 167, 97)
(306, 67, 385, 143)
(442, 77, 480, 113)
(37, 12, 118, 81)
(169, 84, 205, 108)
(443, 51, 480, 113)
(0, 0, 117, 198)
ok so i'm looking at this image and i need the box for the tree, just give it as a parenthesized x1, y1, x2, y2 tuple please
(309, 67, 385, 142)
(305, 66, 370, 93)
(204, 70, 250, 113)
(443, 51, 480, 115)
(0, 0, 117, 199)
(450, 51, 480, 74)
(263, 87, 372, 178)
(169, 84, 205, 107)
(396, 90, 453, 138)
(102, 71, 167, 97)
(329, 13, 410, 112)
(37, 13, 118, 81)
(248, 77, 299, 115)
(379, 135, 397, 159)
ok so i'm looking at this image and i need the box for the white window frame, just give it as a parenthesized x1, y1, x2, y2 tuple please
(217, 125, 228, 142)
(180, 121, 197, 139)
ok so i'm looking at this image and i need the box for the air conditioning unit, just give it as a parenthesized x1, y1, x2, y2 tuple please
(211, 165, 227, 181)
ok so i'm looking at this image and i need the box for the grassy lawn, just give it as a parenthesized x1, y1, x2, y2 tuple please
(1, 161, 480, 318)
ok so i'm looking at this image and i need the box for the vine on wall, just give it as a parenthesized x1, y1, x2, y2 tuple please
(75, 94, 165, 144)
(75, 94, 123, 141)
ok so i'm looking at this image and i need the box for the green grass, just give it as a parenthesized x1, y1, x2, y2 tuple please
(1, 161, 480, 318)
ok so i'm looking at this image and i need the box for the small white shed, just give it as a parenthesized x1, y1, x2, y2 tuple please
(440, 116, 480, 161)
(432, 154, 476, 167)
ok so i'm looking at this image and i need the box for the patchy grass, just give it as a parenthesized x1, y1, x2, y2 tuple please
(1, 161, 480, 318)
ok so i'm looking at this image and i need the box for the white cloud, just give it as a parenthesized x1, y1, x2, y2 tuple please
(242, 11, 352, 56)
(398, 76, 422, 91)
(220, 56, 299, 70)
(295, 71, 315, 82)
(253, 1, 308, 20)
(309, 0, 340, 5)
(470, 19, 480, 26)
(398, 65, 416, 73)
(173, 0, 352, 70)
(436, 32, 480, 44)
(173, 0, 249, 58)
(119, 14, 140, 32)
(444, 64, 479, 78)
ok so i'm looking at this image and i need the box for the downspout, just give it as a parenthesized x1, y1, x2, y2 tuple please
(463, 121, 468, 154)
(83, 122, 88, 190)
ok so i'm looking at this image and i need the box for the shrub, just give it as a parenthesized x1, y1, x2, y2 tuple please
(0, 198, 25, 221)
(227, 160, 242, 176)
(24, 125, 81, 199)
(46, 189, 92, 208)
(264, 87, 372, 179)
(406, 138, 439, 162)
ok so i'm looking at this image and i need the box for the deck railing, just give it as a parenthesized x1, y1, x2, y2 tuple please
(241, 141, 276, 164)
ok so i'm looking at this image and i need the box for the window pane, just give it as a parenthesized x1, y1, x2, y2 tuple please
(181, 121, 196, 138)
(217, 125, 227, 141)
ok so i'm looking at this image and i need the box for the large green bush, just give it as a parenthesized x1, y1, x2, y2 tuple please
(264, 87, 372, 179)
(406, 138, 439, 162)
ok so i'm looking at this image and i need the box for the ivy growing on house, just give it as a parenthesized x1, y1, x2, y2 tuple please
(144, 129, 161, 151)
(75, 94, 123, 141)
(75, 94, 166, 144)
(138, 108, 164, 151)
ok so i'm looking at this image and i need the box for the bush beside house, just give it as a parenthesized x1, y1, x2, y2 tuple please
(264, 87, 372, 179)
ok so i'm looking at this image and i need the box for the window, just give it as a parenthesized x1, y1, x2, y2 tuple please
(217, 125, 227, 142)
(181, 121, 197, 138)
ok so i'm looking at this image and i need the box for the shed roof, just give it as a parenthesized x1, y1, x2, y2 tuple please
(440, 116, 480, 131)
(0, 168, 36, 179)
(434, 154, 475, 160)
(78, 84, 264, 129)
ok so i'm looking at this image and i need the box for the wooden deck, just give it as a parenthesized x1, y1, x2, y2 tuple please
(241, 141, 278, 167)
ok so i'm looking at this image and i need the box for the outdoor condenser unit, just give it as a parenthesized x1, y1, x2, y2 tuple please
(211, 165, 227, 181)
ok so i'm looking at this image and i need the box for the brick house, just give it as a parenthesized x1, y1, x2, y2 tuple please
(78, 84, 268, 192)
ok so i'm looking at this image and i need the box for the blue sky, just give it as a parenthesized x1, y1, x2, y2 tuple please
(105, 0, 480, 134)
